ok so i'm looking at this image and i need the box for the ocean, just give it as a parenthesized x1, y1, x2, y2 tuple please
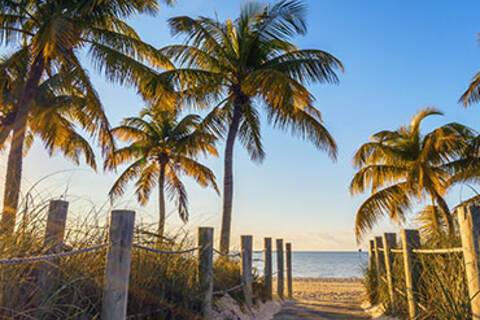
(252, 251, 368, 279)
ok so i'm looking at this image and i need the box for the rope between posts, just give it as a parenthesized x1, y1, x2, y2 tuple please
(0, 243, 108, 266)
(213, 282, 245, 295)
(412, 247, 463, 254)
(133, 243, 199, 255)
(381, 247, 463, 254)
(213, 248, 241, 258)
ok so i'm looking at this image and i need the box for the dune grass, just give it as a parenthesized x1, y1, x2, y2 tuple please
(365, 236, 471, 320)
(0, 198, 263, 319)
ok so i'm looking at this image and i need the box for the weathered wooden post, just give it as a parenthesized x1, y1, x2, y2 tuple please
(286, 242, 293, 299)
(401, 229, 420, 320)
(241, 235, 253, 307)
(43, 200, 69, 249)
(264, 237, 273, 300)
(276, 239, 285, 299)
(102, 210, 135, 320)
(198, 227, 214, 318)
(458, 205, 480, 319)
(368, 239, 375, 271)
(37, 200, 69, 306)
(382, 233, 397, 309)
(374, 236, 385, 283)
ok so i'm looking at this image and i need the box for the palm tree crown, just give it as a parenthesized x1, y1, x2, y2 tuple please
(0, 49, 106, 168)
(105, 106, 219, 237)
(0, 0, 173, 231)
(350, 108, 475, 241)
(157, 0, 343, 252)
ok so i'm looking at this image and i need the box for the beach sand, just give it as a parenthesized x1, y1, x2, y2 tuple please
(273, 277, 371, 319)
(289, 277, 365, 303)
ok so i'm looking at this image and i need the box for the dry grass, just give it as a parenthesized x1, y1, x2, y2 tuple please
(0, 198, 260, 319)
(365, 236, 471, 320)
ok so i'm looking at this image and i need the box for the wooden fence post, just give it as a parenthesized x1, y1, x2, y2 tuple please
(241, 235, 253, 307)
(368, 239, 375, 271)
(37, 200, 69, 307)
(38, 200, 68, 297)
(102, 210, 135, 320)
(276, 239, 284, 299)
(458, 205, 480, 319)
(43, 200, 68, 249)
(401, 229, 420, 320)
(264, 237, 273, 300)
(286, 242, 293, 299)
(382, 233, 397, 309)
(374, 236, 385, 283)
(198, 227, 214, 318)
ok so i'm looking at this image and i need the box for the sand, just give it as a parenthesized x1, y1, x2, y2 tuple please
(288, 277, 366, 303)
(212, 278, 395, 319)
(273, 278, 373, 319)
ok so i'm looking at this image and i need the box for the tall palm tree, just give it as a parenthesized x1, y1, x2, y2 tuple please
(157, 0, 342, 252)
(0, 0, 173, 232)
(105, 107, 219, 237)
(350, 108, 475, 241)
(0, 49, 107, 208)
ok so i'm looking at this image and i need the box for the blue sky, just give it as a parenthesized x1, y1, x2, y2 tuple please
(2, 0, 480, 250)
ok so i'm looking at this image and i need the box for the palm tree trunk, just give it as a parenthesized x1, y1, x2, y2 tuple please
(1, 55, 44, 234)
(158, 163, 166, 239)
(220, 101, 243, 254)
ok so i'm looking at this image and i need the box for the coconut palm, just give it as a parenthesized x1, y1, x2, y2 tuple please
(350, 108, 475, 241)
(105, 107, 219, 237)
(0, 0, 174, 232)
(157, 0, 342, 252)
(0, 49, 108, 213)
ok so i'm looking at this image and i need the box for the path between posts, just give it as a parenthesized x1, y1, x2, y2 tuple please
(272, 278, 371, 320)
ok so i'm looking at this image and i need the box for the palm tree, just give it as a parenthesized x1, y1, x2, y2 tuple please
(350, 108, 475, 241)
(0, 0, 173, 232)
(157, 0, 342, 253)
(105, 107, 219, 237)
(460, 57, 480, 106)
(0, 49, 108, 215)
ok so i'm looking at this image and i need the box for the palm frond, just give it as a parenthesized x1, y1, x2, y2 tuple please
(355, 182, 411, 242)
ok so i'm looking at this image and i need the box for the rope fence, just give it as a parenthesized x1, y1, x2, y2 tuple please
(0, 200, 293, 320)
(367, 204, 480, 320)
(0, 243, 108, 266)
(373, 247, 463, 255)
(213, 248, 241, 258)
(412, 247, 463, 254)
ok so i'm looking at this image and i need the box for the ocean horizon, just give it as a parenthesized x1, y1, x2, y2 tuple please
(252, 251, 369, 279)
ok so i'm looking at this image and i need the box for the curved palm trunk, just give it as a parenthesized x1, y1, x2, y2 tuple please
(1, 55, 44, 234)
(158, 163, 166, 240)
(220, 102, 243, 254)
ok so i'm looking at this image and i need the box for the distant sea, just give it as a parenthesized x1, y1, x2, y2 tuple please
(253, 251, 368, 279)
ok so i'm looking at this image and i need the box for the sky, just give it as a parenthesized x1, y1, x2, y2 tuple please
(2, 0, 480, 250)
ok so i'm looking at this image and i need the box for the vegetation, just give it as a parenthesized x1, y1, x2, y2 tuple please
(0, 0, 174, 233)
(0, 197, 261, 319)
(5, 0, 480, 318)
(350, 108, 476, 240)
(160, 0, 342, 253)
(365, 235, 470, 320)
(105, 106, 219, 237)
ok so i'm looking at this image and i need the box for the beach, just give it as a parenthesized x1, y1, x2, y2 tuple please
(273, 277, 370, 319)
(291, 277, 365, 303)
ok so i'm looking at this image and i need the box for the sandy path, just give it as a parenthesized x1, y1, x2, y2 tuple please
(273, 278, 371, 320)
